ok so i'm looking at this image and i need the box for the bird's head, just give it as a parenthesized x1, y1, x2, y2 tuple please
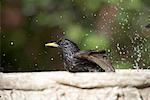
(45, 38, 80, 52)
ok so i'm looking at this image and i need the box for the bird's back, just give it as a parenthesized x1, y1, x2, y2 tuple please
(64, 57, 105, 72)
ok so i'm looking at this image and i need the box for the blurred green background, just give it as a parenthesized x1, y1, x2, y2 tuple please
(1, 0, 150, 72)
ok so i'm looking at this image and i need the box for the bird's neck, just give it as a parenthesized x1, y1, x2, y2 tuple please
(62, 46, 80, 61)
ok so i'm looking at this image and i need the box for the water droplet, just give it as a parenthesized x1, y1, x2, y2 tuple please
(10, 41, 14, 46)
(144, 48, 147, 52)
(2, 35, 6, 38)
(120, 7, 124, 10)
(127, 27, 130, 29)
(89, 30, 92, 32)
(34, 63, 38, 66)
(119, 22, 122, 25)
(85, 34, 89, 36)
(139, 12, 142, 15)
(82, 16, 86, 19)
(119, 52, 122, 54)
(90, 23, 93, 26)
(50, 57, 54, 61)
(83, 44, 87, 47)
(107, 49, 111, 52)
(96, 46, 99, 49)
(126, 15, 129, 18)
(44, 51, 48, 54)
(105, 12, 108, 15)
(14, 59, 17, 61)
(2, 53, 6, 56)
(59, 54, 62, 58)
(63, 31, 66, 35)
(35, 19, 38, 22)
(93, 13, 97, 17)
(60, 16, 63, 19)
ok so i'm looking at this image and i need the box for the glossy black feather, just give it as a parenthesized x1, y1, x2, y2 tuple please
(55, 39, 115, 72)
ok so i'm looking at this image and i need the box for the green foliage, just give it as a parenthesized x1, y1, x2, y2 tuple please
(66, 24, 83, 42)
(82, 33, 109, 50)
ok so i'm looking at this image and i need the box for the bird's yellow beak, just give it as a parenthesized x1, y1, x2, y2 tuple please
(45, 42, 59, 47)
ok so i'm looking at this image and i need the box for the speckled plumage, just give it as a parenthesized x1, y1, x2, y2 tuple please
(49, 39, 115, 72)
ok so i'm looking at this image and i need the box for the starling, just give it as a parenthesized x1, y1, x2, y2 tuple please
(45, 38, 115, 72)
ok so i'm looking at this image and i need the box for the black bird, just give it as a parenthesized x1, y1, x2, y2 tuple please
(45, 38, 115, 72)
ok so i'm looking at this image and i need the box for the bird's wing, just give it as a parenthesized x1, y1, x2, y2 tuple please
(74, 50, 115, 72)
